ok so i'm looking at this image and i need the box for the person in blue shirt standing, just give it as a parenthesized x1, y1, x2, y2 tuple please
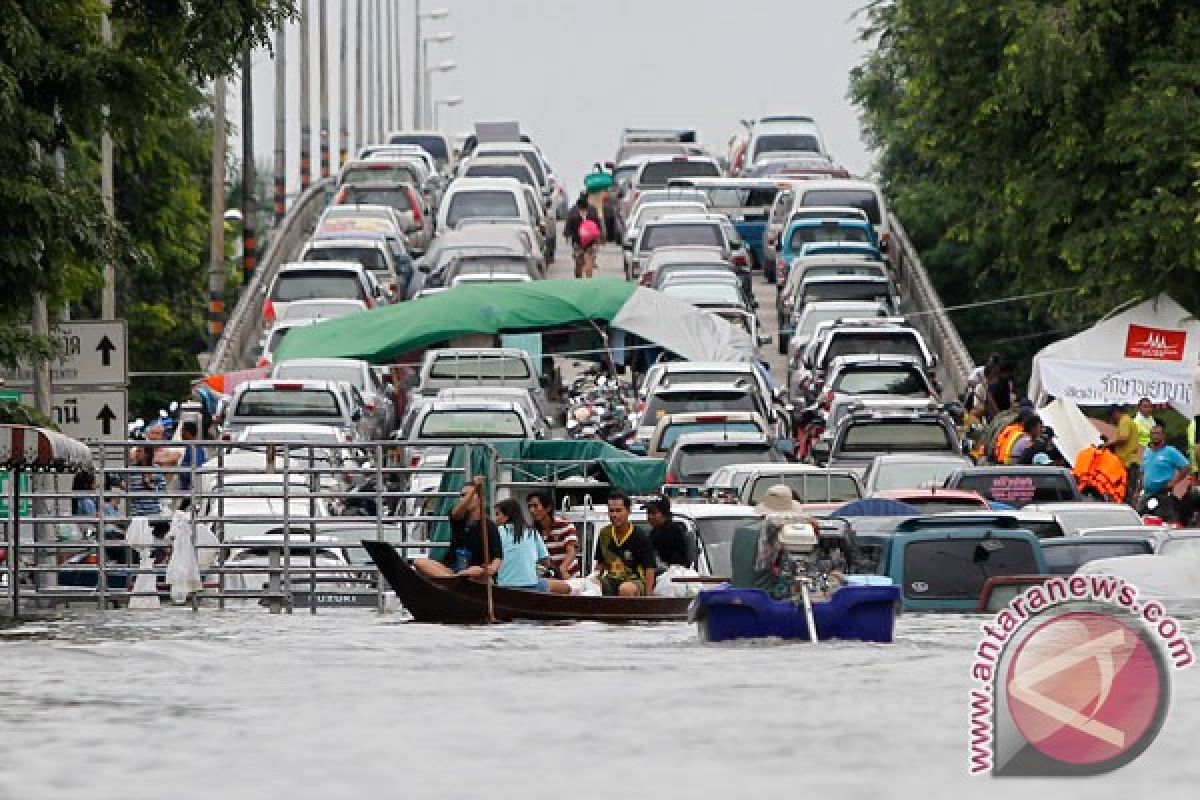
(493, 498, 571, 594)
(177, 421, 206, 508)
(1140, 423, 1194, 523)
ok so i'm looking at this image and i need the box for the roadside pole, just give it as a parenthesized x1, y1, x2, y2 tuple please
(273, 22, 287, 226)
(318, 0, 330, 179)
(209, 77, 227, 346)
(338, 0, 349, 166)
(241, 45, 256, 285)
(299, 0, 312, 189)
(354, 0, 363, 154)
(100, 6, 116, 319)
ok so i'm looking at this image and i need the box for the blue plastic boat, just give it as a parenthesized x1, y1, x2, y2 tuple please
(689, 583, 901, 644)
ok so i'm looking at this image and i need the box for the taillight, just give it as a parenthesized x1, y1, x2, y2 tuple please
(256, 356, 271, 368)
(262, 298, 276, 323)
(220, 432, 232, 442)
(636, 400, 645, 412)
(819, 389, 834, 410)
(665, 473, 677, 485)
(363, 402, 376, 413)
(409, 455, 420, 467)
(407, 189, 423, 223)
(733, 253, 748, 268)
(881, 232, 892, 251)
(364, 297, 373, 309)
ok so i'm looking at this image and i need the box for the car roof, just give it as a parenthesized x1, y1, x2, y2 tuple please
(801, 274, 889, 285)
(1022, 502, 1137, 513)
(421, 399, 526, 412)
(652, 382, 753, 395)
(426, 347, 530, 358)
(446, 177, 524, 191)
(793, 178, 883, 194)
(828, 353, 926, 368)
(671, 504, 761, 520)
(271, 357, 368, 370)
(672, 431, 770, 447)
(464, 156, 534, 171)
(237, 379, 345, 392)
(277, 260, 368, 274)
(645, 248, 731, 267)
(306, 237, 390, 249)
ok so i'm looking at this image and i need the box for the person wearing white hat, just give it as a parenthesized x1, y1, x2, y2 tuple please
(754, 483, 806, 515)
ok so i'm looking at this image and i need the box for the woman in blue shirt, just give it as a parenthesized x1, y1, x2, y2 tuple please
(493, 498, 572, 594)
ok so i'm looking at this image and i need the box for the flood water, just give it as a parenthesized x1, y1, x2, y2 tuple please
(2, 608, 1198, 799)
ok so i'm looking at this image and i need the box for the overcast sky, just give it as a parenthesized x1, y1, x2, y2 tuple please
(232, 0, 875, 199)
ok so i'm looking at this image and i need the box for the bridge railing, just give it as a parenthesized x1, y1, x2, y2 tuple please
(208, 178, 336, 374)
(890, 213, 976, 398)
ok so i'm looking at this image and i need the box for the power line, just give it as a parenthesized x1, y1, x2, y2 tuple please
(905, 286, 1078, 318)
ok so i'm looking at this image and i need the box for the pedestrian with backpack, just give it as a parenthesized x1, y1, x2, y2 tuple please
(564, 192, 602, 278)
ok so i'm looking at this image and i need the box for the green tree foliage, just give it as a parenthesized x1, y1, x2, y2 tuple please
(851, 1, 1200, 364)
(0, 0, 293, 378)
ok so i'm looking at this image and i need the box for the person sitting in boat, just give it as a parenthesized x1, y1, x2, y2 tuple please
(752, 484, 813, 599)
(494, 498, 572, 594)
(414, 478, 503, 581)
(525, 490, 579, 578)
(645, 496, 691, 568)
(592, 491, 656, 596)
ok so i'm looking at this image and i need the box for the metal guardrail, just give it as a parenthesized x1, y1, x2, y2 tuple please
(208, 177, 336, 374)
(890, 213, 976, 398)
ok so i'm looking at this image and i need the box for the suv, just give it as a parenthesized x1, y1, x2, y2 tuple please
(942, 467, 1083, 509)
(815, 406, 961, 473)
(220, 380, 367, 442)
(820, 354, 938, 430)
(262, 261, 387, 326)
(629, 217, 731, 280)
(301, 237, 407, 301)
(791, 318, 934, 401)
(646, 411, 769, 458)
(703, 463, 862, 510)
(331, 185, 433, 254)
(416, 348, 548, 417)
(664, 432, 784, 491)
(636, 382, 767, 447)
(269, 357, 395, 440)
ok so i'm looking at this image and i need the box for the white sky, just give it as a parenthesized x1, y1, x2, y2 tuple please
(230, 0, 875, 199)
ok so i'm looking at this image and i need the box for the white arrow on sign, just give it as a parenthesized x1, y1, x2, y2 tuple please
(18, 389, 128, 442)
(0, 320, 128, 387)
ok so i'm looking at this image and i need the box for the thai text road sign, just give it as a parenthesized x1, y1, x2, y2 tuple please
(18, 389, 128, 442)
(0, 320, 128, 387)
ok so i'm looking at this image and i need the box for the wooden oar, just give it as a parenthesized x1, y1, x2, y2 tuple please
(474, 475, 496, 624)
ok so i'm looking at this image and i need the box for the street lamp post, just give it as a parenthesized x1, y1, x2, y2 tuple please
(413, 3, 449, 128)
(421, 32, 455, 127)
(424, 60, 456, 130)
(433, 95, 463, 129)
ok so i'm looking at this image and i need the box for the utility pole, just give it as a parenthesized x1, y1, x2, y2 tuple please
(375, 0, 384, 141)
(365, 0, 375, 145)
(273, 22, 287, 225)
(338, 0, 349, 166)
(100, 8, 115, 319)
(241, 45, 256, 285)
(299, 0, 312, 189)
(354, 0, 364, 153)
(384, 0, 394, 131)
(392, 0, 403, 131)
(413, 0, 421, 128)
(209, 77, 227, 345)
(318, 0, 330, 179)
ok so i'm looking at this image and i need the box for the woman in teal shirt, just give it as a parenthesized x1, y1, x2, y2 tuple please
(494, 498, 572, 594)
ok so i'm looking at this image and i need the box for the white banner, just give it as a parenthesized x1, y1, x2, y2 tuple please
(1037, 358, 1196, 415)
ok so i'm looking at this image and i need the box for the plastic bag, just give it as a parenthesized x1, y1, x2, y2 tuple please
(165, 510, 200, 603)
(125, 517, 160, 610)
(567, 575, 603, 596)
(654, 565, 702, 598)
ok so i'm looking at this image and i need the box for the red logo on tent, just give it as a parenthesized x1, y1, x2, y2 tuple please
(1124, 325, 1185, 361)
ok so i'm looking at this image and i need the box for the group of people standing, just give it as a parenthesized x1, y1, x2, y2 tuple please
(414, 482, 693, 597)
(1109, 399, 1197, 523)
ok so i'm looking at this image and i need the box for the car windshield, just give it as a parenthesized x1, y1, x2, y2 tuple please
(644, 391, 757, 420)
(746, 474, 861, 504)
(833, 367, 929, 396)
(902, 539, 1041, 599)
(676, 444, 774, 481)
(689, 516, 759, 577)
(341, 165, 418, 185)
(789, 225, 871, 250)
(796, 307, 881, 337)
(659, 422, 762, 450)
(954, 473, 1076, 508)
(703, 187, 779, 210)
(447, 191, 520, 227)
(839, 422, 954, 453)
(234, 389, 342, 419)
(800, 190, 882, 225)
(662, 283, 743, 305)
(478, 151, 545, 184)
(1053, 508, 1144, 535)
(305, 246, 388, 270)
(797, 265, 884, 282)
(337, 187, 412, 209)
(271, 273, 364, 302)
(823, 333, 924, 364)
(272, 364, 363, 389)
(389, 134, 448, 161)
(465, 164, 534, 185)
(417, 411, 527, 438)
(871, 460, 967, 491)
(753, 133, 821, 157)
(802, 281, 890, 304)
(1044, 542, 1153, 575)
(638, 160, 720, 188)
(428, 356, 530, 381)
(642, 224, 723, 251)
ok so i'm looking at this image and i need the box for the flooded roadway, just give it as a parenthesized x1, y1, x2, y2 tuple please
(2, 609, 1198, 799)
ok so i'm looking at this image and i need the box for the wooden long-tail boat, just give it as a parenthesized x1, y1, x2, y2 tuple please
(362, 540, 693, 623)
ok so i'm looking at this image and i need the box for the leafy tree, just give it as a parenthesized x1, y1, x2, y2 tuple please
(851, 1, 1200, 366)
(0, 0, 293, 377)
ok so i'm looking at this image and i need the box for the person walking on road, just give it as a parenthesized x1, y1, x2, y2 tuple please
(563, 192, 602, 279)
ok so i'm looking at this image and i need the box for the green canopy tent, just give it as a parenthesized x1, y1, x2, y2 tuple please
(273, 277, 756, 364)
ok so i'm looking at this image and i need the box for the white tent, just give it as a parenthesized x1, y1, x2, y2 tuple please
(1029, 294, 1200, 415)
(1035, 398, 1102, 467)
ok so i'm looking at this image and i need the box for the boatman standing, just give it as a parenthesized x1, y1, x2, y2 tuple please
(593, 492, 656, 596)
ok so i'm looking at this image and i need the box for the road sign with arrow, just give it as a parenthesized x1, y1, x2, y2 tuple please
(16, 389, 128, 442)
(0, 320, 127, 387)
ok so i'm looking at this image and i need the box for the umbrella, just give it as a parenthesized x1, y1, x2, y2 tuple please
(272, 278, 756, 365)
(831, 498, 922, 517)
(124, 517, 160, 610)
